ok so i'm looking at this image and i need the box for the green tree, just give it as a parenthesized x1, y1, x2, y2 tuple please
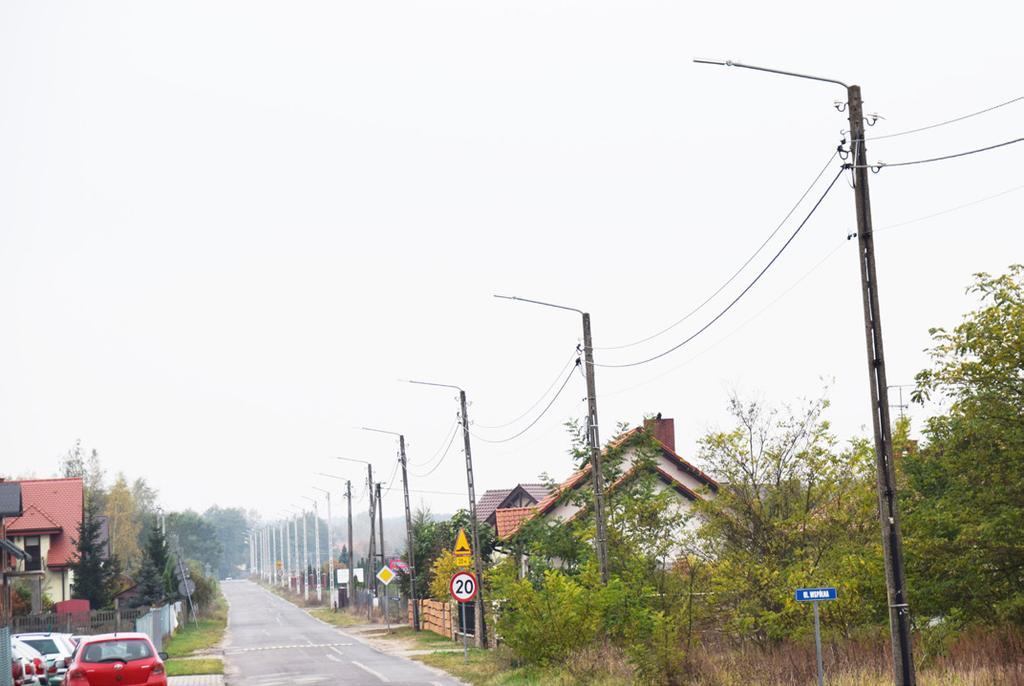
(134, 524, 169, 607)
(202, 506, 252, 578)
(105, 474, 141, 573)
(693, 394, 886, 642)
(70, 496, 121, 609)
(166, 510, 223, 574)
(905, 265, 1024, 625)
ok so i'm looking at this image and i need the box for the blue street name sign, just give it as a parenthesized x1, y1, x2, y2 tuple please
(795, 587, 837, 602)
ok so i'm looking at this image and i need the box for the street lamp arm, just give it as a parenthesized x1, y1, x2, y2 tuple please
(405, 379, 463, 392)
(693, 58, 849, 89)
(361, 427, 402, 438)
(334, 456, 371, 466)
(493, 294, 585, 315)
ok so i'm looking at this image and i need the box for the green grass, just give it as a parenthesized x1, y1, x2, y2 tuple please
(163, 596, 228, 658)
(164, 658, 224, 676)
(414, 650, 631, 686)
(308, 607, 365, 627)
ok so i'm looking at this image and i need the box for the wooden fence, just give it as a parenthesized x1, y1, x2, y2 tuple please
(409, 599, 454, 639)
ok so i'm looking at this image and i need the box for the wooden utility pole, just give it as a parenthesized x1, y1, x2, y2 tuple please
(582, 313, 609, 583)
(458, 389, 487, 646)
(847, 84, 916, 685)
(398, 437, 420, 631)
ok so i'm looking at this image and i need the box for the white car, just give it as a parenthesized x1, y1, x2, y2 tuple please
(16, 632, 75, 684)
(10, 639, 47, 686)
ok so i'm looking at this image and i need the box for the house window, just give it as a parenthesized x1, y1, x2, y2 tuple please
(24, 536, 41, 571)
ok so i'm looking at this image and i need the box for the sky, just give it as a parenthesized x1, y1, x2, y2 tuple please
(2, 0, 1021, 521)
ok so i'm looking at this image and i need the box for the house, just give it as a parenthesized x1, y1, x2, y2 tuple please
(5, 477, 84, 603)
(494, 417, 718, 542)
(476, 483, 551, 529)
(1, 480, 28, 622)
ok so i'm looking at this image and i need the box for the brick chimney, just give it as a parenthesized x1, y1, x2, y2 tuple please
(643, 415, 675, 452)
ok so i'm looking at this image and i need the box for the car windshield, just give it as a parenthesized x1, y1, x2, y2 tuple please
(22, 639, 61, 655)
(81, 640, 153, 663)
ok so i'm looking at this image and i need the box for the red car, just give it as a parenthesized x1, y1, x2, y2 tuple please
(64, 633, 169, 686)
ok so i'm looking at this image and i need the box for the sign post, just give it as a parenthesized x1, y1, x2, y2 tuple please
(795, 587, 837, 686)
(377, 565, 396, 632)
(450, 570, 478, 664)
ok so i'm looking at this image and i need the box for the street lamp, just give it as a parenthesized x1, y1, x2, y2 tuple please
(404, 379, 487, 646)
(317, 473, 355, 610)
(494, 294, 608, 583)
(334, 456, 382, 602)
(360, 427, 420, 632)
(695, 58, 915, 685)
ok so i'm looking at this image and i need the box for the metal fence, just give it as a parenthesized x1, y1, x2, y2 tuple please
(11, 607, 143, 635)
(1, 625, 12, 686)
(346, 588, 408, 624)
(134, 602, 183, 651)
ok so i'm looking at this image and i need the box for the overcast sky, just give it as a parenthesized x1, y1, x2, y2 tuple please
(2, 1, 1021, 520)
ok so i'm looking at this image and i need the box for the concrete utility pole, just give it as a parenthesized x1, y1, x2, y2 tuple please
(367, 466, 377, 598)
(375, 482, 385, 572)
(693, 58, 916, 685)
(281, 517, 290, 590)
(303, 496, 323, 603)
(406, 380, 488, 646)
(314, 487, 335, 606)
(362, 427, 420, 631)
(494, 295, 608, 583)
(346, 481, 354, 604)
(847, 84, 916, 686)
(301, 509, 309, 601)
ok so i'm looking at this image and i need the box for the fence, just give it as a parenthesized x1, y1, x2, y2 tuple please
(134, 602, 183, 651)
(1, 625, 11, 686)
(11, 607, 143, 635)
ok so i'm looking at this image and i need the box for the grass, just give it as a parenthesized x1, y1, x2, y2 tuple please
(163, 595, 228, 658)
(164, 658, 224, 676)
(414, 649, 631, 686)
(308, 607, 365, 628)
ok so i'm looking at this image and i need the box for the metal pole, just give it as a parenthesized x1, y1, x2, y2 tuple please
(398, 437, 420, 631)
(461, 602, 468, 663)
(459, 389, 487, 647)
(848, 84, 916, 685)
(814, 601, 824, 686)
(582, 312, 609, 583)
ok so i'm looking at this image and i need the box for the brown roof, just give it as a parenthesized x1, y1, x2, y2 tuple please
(495, 507, 537, 539)
(500, 426, 717, 539)
(476, 489, 513, 523)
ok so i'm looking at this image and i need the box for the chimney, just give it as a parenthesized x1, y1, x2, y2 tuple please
(643, 415, 675, 452)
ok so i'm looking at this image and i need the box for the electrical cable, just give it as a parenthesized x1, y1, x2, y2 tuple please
(469, 360, 581, 443)
(410, 416, 459, 466)
(862, 96, 1024, 141)
(596, 167, 846, 369)
(862, 137, 1024, 170)
(597, 149, 839, 351)
(411, 422, 461, 478)
(472, 348, 579, 429)
(382, 459, 400, 495)
(875, 182, 1024, 233)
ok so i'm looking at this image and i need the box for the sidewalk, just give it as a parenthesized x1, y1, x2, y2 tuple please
(168, 676, 224, 686)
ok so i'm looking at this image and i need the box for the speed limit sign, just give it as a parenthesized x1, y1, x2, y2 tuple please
(449, 570, 478, 603)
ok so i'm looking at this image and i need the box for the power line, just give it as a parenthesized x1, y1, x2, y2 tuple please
(863, 96, 1024, 141)
(876, 182, 1024, 233)
(470, 360, 581, 443)
(411, 422, 460, 478)
(864, 136, 1024, 170)
(472, 348, 579, 429)
(597, 149, 839, 351)
(411, 416, 459, 466)
(597, 166, 846, 369)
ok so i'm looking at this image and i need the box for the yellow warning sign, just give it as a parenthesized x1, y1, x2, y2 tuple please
(454, 528, 472, 555)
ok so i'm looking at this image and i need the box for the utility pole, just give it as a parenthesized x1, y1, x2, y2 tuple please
(582, 313, 609, 583)
(346, 480, 354, 605)
(493, 296, 608, 583)
(693, 58, 916, 685)
(459, 389, 487, 646)
(314, 487, 335, 607)
(848, 84, 916, 686)
(367, 465, 377, 599)
(397, 439, 420, 631)
(313, 501, 322, 602)
(301, 509, 309, 602)
(376, 482, 385, 571)
(282, 518, 290, 590)
(292, 513, 301, 595)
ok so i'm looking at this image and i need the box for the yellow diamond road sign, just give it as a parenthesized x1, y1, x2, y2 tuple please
(376, 565, 396, 586)
(453, 528, 472, 567)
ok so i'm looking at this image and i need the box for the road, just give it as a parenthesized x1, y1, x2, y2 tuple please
(221, 580, 464, 686)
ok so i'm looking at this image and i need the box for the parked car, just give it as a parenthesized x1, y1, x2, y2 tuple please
(15, 633, 76, 685)
(64, 633, 168, 686)
(10, 639, 47, 686)
(11, 654, 24, 686)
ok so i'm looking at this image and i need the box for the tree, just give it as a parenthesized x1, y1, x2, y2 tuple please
(202, 506, 251, 578)
(59, 440, 86, 478)
(166, 510, 223, 575)
(70, 496, 121, 609)
(905, 265, 1024, 625)
(693, 394, 886, 642)
(105, 474, 141, 573)
(134, 524, 169, 607)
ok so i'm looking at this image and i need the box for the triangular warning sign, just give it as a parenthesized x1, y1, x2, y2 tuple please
(453, 528, 472, 555)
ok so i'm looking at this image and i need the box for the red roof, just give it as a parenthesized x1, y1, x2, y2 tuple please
(495, 507, 537, 538)
(7, 478, 83, 568)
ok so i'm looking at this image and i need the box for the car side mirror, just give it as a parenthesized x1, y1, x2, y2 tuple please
(158, 652, 169, 661)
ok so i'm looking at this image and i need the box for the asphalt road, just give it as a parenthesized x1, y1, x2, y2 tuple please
(221, 580, 464, 686)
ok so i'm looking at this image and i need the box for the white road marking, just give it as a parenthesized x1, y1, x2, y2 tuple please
(352, 660, 389, 682)
(325, 653, 343, 663)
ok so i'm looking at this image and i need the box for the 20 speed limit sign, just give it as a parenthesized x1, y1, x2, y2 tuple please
(449, 570, 478, 603)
